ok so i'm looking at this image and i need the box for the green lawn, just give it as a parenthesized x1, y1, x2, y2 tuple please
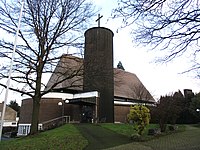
(0, 124, 87, 150)
(100, 123, 161, 141)
(75, 124, 131, 150)
(105, 125, 200, 150)
(0, 124, 199, 150)
(100, 123, 160, 136)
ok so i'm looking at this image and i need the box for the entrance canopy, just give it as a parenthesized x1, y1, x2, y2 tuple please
(42, 91, 99, 105)
(69, 98, 96, 105)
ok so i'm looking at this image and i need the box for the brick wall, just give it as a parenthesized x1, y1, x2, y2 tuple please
(19, 98, 132, 124)
(114, 105, 130, 123)
(19, 98, 82, 124)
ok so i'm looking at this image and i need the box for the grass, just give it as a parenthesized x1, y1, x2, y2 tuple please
(192, 123, 200, 128)
(99, 123, 136, 136)
(105, 124, 200, 150)
(100, 123, 187, 142)
(100, 123, 160, 141)
(0, 124, 87, 150)
(143, 125, 200, 150)
(0, 123, 197, 150)
(75, 124, 131, 150)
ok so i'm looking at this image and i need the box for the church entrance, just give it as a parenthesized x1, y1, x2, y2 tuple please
(81, 105, 93, 123)
(68, 97, 97, 123)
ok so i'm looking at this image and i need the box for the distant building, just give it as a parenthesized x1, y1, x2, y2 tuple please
(18, 27, 155, 136)
(0, 103, 18, 133)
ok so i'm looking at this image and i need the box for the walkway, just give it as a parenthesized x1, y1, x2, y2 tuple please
(75, 124, 131, 150)
(106, 125, 200, 150)
(144, 125, 200, 150)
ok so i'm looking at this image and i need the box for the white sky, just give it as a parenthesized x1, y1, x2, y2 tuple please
(0, 0, 199, 105)
(92, 0, 200, 100)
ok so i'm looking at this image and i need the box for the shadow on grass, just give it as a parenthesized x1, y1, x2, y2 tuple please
(75, 124, 132, 150)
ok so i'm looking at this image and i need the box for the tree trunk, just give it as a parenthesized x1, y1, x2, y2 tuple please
(29, 56, 43, 135)
(30, 61, 43, 135)
(30, 96, 41, 135)
(159, 120, 167, 132)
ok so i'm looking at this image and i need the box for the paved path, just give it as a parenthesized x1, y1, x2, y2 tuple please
(75, 124, 131, 150)
(106, 125, 200, 150)
(144, 125, 200, 150)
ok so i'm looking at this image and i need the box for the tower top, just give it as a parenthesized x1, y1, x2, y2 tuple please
(95, 14, 103, 27)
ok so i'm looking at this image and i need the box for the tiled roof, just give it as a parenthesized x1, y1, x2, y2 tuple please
(45, 54, 83, 92)
(114, 69, 155, 102)
(45, 55, 155, 103)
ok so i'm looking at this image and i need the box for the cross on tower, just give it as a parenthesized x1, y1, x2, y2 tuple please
(96, 14, 103, 27)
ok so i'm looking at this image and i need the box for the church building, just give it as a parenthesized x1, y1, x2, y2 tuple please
(18, 27, 155, 136)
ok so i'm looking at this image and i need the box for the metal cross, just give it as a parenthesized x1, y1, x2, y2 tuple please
(96, 14, 103, 27)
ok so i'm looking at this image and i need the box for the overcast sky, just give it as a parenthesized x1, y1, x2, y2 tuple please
(92, 0, 200, 100)
(0, 0, 199, 105)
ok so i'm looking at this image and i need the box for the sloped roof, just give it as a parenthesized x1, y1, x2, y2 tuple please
(45, 55, 155, 103)
(114, 69, 155, 102)
(0, 103, 17, 121)
(45, 54, 83, 92)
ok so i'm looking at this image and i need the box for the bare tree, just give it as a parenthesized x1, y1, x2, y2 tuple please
(0, 0, 95, 135)
(154, 91, 184, 132)
(113, 0, 200, 73)
(129, 83, 153, 101)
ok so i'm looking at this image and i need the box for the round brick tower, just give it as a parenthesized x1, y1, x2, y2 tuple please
(83, 27, 114, 123)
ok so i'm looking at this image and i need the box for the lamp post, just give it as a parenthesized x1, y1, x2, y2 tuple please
(196, 108, 200, 123)
(58, 101, 64, 125)
(58, 99, 69, 125)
